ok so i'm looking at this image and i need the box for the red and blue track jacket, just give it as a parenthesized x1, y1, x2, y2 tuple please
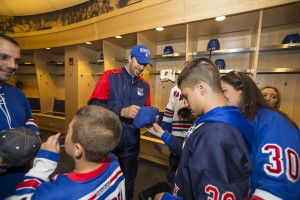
(88, 66, 151, 158)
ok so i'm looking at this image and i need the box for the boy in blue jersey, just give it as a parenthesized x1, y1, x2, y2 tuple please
(161, 85, 194, 187)
(8, 105, 126, 200)
(147, 58, 254, 200)
(0, 33, 39, 199)
(221, 71, 300, 200)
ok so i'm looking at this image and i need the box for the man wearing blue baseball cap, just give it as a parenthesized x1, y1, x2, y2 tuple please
(88, 45, 152, 200)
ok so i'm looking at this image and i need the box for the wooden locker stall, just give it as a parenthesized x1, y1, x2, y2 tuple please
(11, 52, 39, 99)
(33, 49, 65, 133)
(255, 3, 300, 125)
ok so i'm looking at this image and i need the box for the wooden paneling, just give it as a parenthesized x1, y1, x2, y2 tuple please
(64, 45, 79, 129)
(250, 10, 263, 79)
(103, 40, 126, 70)
(256, 74, 300, 125)
(77, 46, 100, 108)
(140, 133, 169, 167)
(35, 50, 63, 113)
(185, 0, 297, 23)
(186, 24, 198, 61)
(33, 114, 65, 133)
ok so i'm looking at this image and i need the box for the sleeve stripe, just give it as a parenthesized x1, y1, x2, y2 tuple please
(252, 189, 282, 200)
(110, 169, 123, 184)
(16, 179, 41, 190)
(163, 114, 173, 118)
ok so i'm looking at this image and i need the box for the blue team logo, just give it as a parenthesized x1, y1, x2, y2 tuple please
(137, 87, 144, 96)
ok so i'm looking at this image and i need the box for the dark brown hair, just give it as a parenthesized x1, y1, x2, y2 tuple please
(71, 105, 121, 162)
(178, 57, 221, 93)
(0, 33, 19, 47)
(221, 71, 298, 128)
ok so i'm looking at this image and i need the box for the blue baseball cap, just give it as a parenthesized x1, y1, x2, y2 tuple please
(133, 106, 159, 128)
(130, 45, 153, 67)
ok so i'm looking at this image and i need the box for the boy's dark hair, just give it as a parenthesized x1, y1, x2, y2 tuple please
(71, 105, 122, 162)
(177, 57, 221, 92)
(0, 33, 19, 47)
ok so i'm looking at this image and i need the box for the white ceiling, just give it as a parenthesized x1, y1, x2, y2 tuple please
(0, 0, 89, 16)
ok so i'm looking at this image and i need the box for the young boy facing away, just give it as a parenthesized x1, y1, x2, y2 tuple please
(147, 58, 254, 200)
(8, 105, 125, 200)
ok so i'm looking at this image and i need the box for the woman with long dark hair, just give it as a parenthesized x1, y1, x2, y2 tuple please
(221, 71, 300, 200)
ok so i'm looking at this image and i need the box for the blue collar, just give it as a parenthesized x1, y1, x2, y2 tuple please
(186, 106, 254, 151)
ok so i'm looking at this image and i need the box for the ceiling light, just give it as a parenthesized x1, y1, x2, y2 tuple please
(115, 35, 122, 39)
(156, 27, 164, 31)
(85, 41, 92, 44)
(215, 16, 226, 21)
(46, 47, 51, 50)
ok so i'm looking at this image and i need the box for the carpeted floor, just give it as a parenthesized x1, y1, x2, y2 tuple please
(41, 130, 168, 200)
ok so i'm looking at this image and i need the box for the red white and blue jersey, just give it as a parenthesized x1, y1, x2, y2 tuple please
(88, 66, 151, 158)
(249, 107, 300, 200)
(161, 86, 193, 137)
(0, 82, 39, 199)
(161, 106, 254, 200)
(0, 82, 38, 132)
(9, 150, 125, 200)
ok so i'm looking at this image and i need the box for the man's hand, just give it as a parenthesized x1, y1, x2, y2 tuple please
(41, 133, 61, 154)
(146, 123, 164, 138)
(121, 105, 140, 118)
(154, 192, 165, 200)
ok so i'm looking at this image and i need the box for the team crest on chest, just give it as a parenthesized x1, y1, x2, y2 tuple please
(173, 183, 180, 196)
(137, 87, 144, 96)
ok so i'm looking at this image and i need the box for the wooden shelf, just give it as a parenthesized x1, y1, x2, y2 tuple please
(196, 47, 253, 58)
(150, 70, 182, 75)
(256, 67, 300, 74)
(116, 52, 186, 63)
(115, 57, 128, 62)
(19, 62, 35, 66)
(47, 62, 65, 66)
(91, 73, 103, 76)
(259, 43, 300, 55)
(154, 52, 186, 61)
(49, 73, 65, 76)
(15, 73, 37, 75)
(89, 60, 104, 65)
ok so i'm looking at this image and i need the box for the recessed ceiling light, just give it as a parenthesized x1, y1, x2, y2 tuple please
(85, 41, 92, 44)
(115, 35, 122, 39)
(156, 27, 164, 31)
(215, 16, 226, 21)
(46, 47, 51, 50)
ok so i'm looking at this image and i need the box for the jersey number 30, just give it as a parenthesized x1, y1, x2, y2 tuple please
(262, 144, 299, 182)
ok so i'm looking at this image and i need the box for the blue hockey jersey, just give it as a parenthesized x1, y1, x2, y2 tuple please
(161, 106, 254, 200)
(0, 82, 38, 132)
(8, 150, 125, 200)
(0, 82, 39, 199)
(249, 107, 300, 200)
